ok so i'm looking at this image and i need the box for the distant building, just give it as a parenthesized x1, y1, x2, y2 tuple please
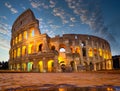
(9, 9, 113, 72)
(112, 55, 120, 69)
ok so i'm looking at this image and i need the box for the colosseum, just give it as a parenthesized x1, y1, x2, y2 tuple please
(9, 9, 113, 72)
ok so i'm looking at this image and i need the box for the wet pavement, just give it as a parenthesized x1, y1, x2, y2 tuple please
(5, 84, 120, 91)
(0, 72, 120, 90)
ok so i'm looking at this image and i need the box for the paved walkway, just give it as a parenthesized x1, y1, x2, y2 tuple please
(0, 72, 120, 90)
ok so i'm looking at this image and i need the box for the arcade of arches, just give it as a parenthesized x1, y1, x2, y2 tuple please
(9, 9, 113, 72)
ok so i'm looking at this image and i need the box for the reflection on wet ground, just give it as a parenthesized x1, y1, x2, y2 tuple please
(6, 84, 120, 91)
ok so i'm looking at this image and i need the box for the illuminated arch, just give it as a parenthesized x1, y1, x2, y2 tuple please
(28, 44, 34, 54)
(19, 34, 22, 42)
(14, 49, 16, 58)
(17, 47, 21, 57)
(23, 31, 27, 39)
(22, 46, 26, 56)
(17, 64, 20, 70)
(48, 60, 54, 72)
(27, 62, 33, 71)
(22, 63, 26, 71)
(99, 48, 102, 56)
(38, 61, 43, 72)
(29, 28, 35, 37)
(88, 47, 93, 57)
(75, 46, 81, 54)
(94, 48, 97, 56)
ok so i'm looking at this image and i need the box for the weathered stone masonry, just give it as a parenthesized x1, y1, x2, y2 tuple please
(9, 9, 113, 72)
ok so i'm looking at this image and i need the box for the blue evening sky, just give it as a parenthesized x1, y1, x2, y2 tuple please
(0, 0, 120, 61)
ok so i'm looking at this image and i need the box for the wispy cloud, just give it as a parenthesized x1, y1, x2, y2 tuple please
(0, 16, 7, 20)
(5, 2, 18, 14)
(0, 21, 11, 50)
(65, 0, 120, 55)
(53, 8, 71, 24)
(49, 0, 56, 8)
(30, 0, 49, 9)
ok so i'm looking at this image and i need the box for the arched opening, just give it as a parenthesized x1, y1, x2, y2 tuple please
(51, 45, 55, 51)
(27, 62, 33, 72)
(60, 48, 66, 52)
(75, 47, 79, 53)
(14, 50, 16, 58)
(23, 31, 27, 39)
(94, 48, 97, 57)
(31, 45, 34, 53)
(17, 48, 21, 57)
(22, 63, 26, 71)
(99, 48, 102, 57)
(17, 64, 20, 70)
(22, 46, 26, 56)
(28, 44, 33, 54)
(48, 60, 54, 72)
(70, 47, 74, 53)
(88, 47, 93, 57)
(38, 61, 43, 72)
(38, 44, 43, 52)
(70, 61, 75, 71)
(19, 34, 22, 42)
(81, 41, 86, 47)
(29, 28, 35, 37)
(82, 48, 86, 57)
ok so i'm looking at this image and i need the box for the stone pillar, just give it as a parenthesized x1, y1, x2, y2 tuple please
(43, 57, 47, 72)
(94, 63, 97, 71)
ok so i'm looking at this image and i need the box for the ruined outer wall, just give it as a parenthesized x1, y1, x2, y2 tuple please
(50, 34, 112, 70)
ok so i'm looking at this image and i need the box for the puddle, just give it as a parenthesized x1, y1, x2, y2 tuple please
(5, 84, 120, 91)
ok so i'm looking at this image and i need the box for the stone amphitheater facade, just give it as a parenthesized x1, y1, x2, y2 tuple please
(9, 9, 113, 72)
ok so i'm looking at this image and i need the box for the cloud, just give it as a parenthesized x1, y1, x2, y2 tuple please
(0, 22, 11, 50)
(0, 22, 11, 36)
(5, 2, 18, 14)
(53, 8, 72, 24)
(49, 0, 56, 8)
(65, 0, 120, 55)
(0, 16, 7, 20)
(30, 0, 49, 9)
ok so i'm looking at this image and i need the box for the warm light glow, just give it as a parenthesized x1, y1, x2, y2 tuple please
(107, 87, 113, 91)
(99, 48, 102, 56)
(17, 64, 20, 70)
(70, 47, 75, 53)
(19, 34, 22, 42)
(59, 88, 67, 91)
(22, 63, 26, 71)
(22, 46, 26, 56)
(23, 31, 27, 39)
(75, 46, 80, 54)
(88, 48, 93, 57)
(28, 44, 33, 54)
(29, 28, 35, 37)
(38, 61, 43, 72)
(17, 47, 21, 57)
(14, 49, 16, 58)
(48, 60, 54, 72)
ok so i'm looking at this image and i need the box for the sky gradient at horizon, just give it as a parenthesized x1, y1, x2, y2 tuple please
(0, 0, 120, 61)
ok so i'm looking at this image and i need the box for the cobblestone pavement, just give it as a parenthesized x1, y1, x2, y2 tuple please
(0, 72, 120, 90)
